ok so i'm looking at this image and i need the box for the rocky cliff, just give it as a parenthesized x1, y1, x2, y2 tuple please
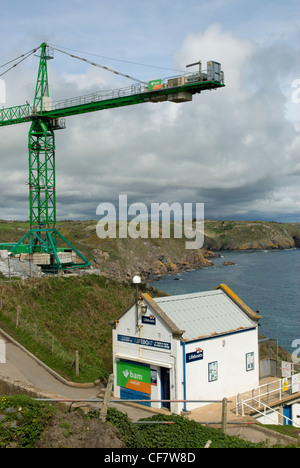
(59, 219, 300, 280)
(0, 219, 299, 281)
(203, 220, 300, 251)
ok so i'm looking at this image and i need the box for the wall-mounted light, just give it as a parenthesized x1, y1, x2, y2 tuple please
(132, 275, 141, 285)
(132, 275, 141, 331)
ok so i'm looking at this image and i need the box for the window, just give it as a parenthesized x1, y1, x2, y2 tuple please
(208, 361, 218, 382)
(246, 352, 255, 372)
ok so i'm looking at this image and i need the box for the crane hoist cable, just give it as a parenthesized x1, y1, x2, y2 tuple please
(0, 46, 41, 78)
(51, 45, 147, 85)
(50, 44, 184, 74)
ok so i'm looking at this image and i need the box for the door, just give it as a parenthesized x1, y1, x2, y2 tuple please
(161, 367, 170, 409)
(283, 405, 292, 425)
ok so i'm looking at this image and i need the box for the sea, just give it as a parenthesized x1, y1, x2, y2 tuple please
(150, 249, 300, 354)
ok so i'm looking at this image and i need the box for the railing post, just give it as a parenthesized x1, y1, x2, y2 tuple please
(236, 393, 239, 415)
(279, 379, 282, 400)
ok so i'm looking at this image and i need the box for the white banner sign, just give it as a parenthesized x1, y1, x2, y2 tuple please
(292, 374, 299, 394)
(0, 338, 6, 364)
(282, 361, 292, 378)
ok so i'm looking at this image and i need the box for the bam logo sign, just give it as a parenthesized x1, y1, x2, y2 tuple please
(117, 360, 151, 394)
(122, 369, 143, 381)
(0, 338, 6, 364)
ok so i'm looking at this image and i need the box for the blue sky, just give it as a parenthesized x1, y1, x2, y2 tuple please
(0, 0, 299, 222)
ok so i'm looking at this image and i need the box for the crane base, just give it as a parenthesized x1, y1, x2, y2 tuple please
(8, 228, 91, 271)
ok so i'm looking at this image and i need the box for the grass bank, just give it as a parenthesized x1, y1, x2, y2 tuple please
(0, 275, 165, 382)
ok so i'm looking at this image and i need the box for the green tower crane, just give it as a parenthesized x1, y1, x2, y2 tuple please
(0, 43, 225, 271)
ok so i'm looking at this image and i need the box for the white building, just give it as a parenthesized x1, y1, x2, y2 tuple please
(111, 283, 261, 414)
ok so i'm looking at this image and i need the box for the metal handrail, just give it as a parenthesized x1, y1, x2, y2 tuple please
(242, 380, 285, 408)
(35, 397, 230, 403)
(237, 374, 299, 415)
(50, 70, 217, 112)
(241, 395, 300, 427)
(236, 373, 300, 426)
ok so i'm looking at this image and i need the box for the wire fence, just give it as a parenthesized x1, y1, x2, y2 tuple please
(0, 304, 78, 373)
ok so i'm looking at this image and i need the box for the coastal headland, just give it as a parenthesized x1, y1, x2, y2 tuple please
(0, 219, 299, 281)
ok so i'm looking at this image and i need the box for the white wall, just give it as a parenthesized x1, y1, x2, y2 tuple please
(292, 403, 300, 427)
(255, 411, 280, 425)
(182, 329, 259, 411)
(256, 403, 300, 427)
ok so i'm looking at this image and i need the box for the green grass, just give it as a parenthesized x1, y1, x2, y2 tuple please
(0, 275, 164, 382)
(0, 273, 292, 382)
(263, 423, 300, 440)
(0, 395, 54, 448)
(106, 409, 267, 448)
(106, 409, 300, 448)
(1, 398, 298, 449)
(0, 218, 299, 382)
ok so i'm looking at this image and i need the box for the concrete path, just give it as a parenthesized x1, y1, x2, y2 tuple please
(0, 330, 158, 421)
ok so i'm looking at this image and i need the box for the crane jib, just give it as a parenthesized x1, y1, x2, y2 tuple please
(0, 78, 224, 126)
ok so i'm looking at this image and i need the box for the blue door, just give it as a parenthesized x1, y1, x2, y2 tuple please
(283, 405, 292, 425)
(160, 367, 170, 409)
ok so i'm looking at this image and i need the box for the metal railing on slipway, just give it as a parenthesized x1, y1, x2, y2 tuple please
(236, 373, 300, 426)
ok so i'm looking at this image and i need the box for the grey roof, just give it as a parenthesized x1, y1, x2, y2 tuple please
(153, 289, 257, 342)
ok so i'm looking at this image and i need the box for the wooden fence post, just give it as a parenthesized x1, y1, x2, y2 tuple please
(16, 305, 21, 328)
(75, 350, 79, 377)
(221, 397, 228, 434)
(100, 374, 114, 422)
